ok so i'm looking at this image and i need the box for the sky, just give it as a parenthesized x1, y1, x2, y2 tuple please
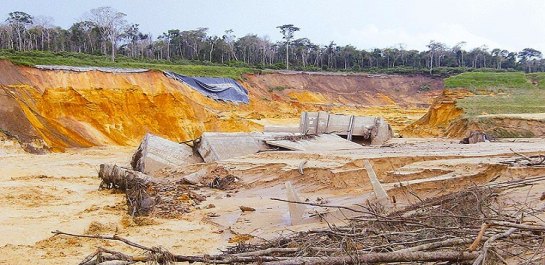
(2, 0, 545, 52)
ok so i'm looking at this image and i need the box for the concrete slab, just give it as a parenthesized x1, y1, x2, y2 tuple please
(266, 134, 363, 151)
(285, 181, 306, 225)
(364, 160, 392, 209)
(263, 125, 300, 133)
(131, 133, 202, 175)
(299, 112, 393, 145)
(197, 132, 286, 162)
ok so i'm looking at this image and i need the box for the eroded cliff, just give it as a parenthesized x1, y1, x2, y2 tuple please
(0, 61, 442, 152)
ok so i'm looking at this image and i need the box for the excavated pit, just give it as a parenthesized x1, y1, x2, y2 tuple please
(2, 61, 545, 263)
(0, 61, 442, 153)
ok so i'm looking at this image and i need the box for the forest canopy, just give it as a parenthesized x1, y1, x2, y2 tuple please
(1, 7, 544, 73)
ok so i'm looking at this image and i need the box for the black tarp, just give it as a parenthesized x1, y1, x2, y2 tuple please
(165, 72, 249, 103)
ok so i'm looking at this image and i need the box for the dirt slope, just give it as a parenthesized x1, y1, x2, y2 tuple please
(400, 89, 471, 137)
(446, 115, 545, 138)
(402, 88, 545, 138)
(0, 61, 442, 152)
(243, 72, 442, 107)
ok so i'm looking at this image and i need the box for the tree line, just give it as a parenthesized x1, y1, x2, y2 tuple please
(1, 7, 544, 73)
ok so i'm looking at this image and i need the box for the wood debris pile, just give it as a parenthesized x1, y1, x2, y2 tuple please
(501, 152, 545, 167)
(224, 178, 545, 264)
(58, 175, 545, 264)
(98, 164, 210, 218)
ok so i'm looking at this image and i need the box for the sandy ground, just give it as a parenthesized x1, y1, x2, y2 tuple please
(0, 146, 225, 264)
(2, 138, 545, 264)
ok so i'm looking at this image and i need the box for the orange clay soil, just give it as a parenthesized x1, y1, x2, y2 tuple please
(400, 89, 472, 137)
(0, 61, 442, 152)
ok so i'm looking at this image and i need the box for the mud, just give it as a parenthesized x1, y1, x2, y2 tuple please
(3, 138, 545, 264)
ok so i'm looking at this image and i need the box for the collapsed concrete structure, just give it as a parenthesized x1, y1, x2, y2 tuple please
(299, 111, 394, 145)
(265, 134, 363, 151)
(131, 133, 202, 175)
(132, 113, 392, 167)
(196, 132, 272, 163)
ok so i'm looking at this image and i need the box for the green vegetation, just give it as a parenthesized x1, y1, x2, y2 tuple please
(0, 50, 255, 79)
(445, 72, 534, 89)
(446, 71, 545, 116)
(457, 88, 545, 116)
(3, 50, 511, 80)
(526, 73, 545, 89)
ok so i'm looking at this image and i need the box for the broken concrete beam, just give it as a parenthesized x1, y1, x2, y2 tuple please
(363, 160, 392, 209)
(299, 112, 393, 145)
(285, 181, 306, 225)
(370, 117, 394, 146)
(266, 134, 363, 151)
(180, 168, 209, 185)
(131, 133, 203, 175)
(197, 132, 285, 162)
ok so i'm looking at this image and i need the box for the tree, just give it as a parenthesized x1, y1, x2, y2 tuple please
(222, 29, 238, 61)
(277, 24, 300, 70)
(426, 40, 446, 74)
(88, 6, 127, 61)
(7, 11, 33, 51)
(491, 48, 509, 69)
(452, 41, 466, 67)
(518, 48, 542, 72)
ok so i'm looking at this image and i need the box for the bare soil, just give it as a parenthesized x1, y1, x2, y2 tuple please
(2, 138, 545, 264)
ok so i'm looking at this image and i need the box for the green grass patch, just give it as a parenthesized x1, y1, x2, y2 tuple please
(0, 50, 255, 79)
(446, 71, 545, 117)
(445, 72, 533, 89)
(526, 73, 545, 89)
(456, 87, 545, 116)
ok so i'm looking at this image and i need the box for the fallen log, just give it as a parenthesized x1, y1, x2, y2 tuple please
(99, 164, 155, 190)
(98, 164, 157, 216)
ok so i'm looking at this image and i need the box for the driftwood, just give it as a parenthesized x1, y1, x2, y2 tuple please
(99, 164, 155, 190)
(52, 230, 478, 264)
(262, 251, 478, 265)
(75, 174, 545, 264)
(99, 164, 156, 216)
(472, 228, 517, 265)
(99, 164, 208, 218)
(500, 149, 545, 167)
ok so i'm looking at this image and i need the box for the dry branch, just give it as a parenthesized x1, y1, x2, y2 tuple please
(469, 223, 489, 251)
(472, 228, 517, 265)
(75, 173, 545, 264)
(262, 251, 478, 265)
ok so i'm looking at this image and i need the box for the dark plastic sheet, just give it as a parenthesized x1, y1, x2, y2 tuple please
(165, 72, 249, 103)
